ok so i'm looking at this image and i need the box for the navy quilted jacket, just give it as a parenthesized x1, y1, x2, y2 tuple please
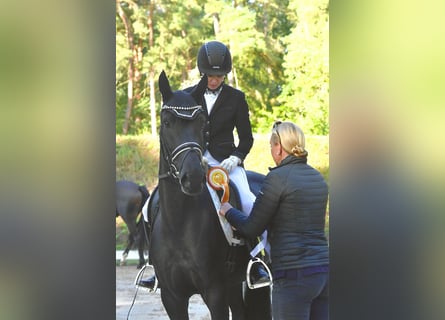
(225, 155, 329, 271)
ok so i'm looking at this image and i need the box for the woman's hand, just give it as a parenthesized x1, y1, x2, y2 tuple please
(219, 202, 233, 216)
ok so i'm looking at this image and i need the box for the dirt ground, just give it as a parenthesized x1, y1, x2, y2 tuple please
(116, 264, 211, 320)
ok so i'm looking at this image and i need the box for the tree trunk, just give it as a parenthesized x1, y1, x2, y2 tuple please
(117, 0, 135, 135)
(123, 76, 134, 135)
(147, 1, 157, 137)
(149, 71, 156, 137)
(212, 13, 220, 35)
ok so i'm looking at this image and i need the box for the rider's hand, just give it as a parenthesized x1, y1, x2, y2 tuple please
(220, 155, 241, 173)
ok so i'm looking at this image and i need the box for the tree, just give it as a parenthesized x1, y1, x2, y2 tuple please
(116, 0, 211, 135)
(116, 0, 152, 135)
(278, 0, 329, 135)
(205, 0, 288, 131)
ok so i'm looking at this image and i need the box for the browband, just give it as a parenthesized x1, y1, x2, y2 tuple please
(161, 105, 203, 120)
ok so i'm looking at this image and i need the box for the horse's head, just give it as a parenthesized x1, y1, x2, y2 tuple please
(158, 70, 208, 196)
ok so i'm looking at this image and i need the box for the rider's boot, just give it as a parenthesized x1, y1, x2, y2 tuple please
(249, 263, 271, 287)
(137, 275, 158, 290)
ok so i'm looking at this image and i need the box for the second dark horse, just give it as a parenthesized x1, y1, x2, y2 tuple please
(148, 71, 271, 320)
(116, 180, 150, 268)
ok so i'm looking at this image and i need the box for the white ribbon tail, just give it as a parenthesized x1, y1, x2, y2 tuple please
(207, 182, 244, 246)
(249, 230, 269, 257)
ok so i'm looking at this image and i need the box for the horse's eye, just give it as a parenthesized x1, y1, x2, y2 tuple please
(163, 118, 174, 127)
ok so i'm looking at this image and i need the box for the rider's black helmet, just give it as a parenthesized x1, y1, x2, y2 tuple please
(197, 41, 232, 76)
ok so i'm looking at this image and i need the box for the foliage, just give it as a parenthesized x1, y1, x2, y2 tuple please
(278, 0, 329, 135)
(116, 0, 329, 135)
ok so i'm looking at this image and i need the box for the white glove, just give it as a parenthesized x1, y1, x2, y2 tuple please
(220, 155, 241, 173)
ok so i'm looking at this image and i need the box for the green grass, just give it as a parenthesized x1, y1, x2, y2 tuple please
(116, 134, 160, 190)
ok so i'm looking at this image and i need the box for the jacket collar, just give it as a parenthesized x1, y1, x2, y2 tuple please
(269, 155, 307, 171)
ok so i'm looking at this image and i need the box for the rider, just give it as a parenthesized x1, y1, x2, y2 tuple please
(137, 40, 270, 290)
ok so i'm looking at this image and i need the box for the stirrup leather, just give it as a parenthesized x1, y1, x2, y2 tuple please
(134, 264, 158, 293)
(246, 257, 273, 289)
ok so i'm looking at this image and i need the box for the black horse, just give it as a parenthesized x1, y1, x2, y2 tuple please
(116, 180, 150, 269)
(148, 71, 271, 320)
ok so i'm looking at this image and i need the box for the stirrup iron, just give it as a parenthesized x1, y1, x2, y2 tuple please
(134, 264, 158, 293)
(246, 257, 273, 289)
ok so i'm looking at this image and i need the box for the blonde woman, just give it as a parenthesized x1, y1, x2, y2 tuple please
(220, 121, 329, 320)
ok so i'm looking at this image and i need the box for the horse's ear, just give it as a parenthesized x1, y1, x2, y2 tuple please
(159, 70, 173, 103)
(191, 74, 208, 103)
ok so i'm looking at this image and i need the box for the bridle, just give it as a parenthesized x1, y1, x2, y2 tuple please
(159, 141, 204, 180)
(158, 105, 205, 183)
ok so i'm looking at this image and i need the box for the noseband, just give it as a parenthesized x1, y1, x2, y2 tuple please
(159, 141, 203, 180)
(159, 105, 205, 182)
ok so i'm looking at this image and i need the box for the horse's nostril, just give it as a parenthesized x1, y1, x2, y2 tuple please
(180, 175, 190, 188)
(179, 170, 206, 196)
